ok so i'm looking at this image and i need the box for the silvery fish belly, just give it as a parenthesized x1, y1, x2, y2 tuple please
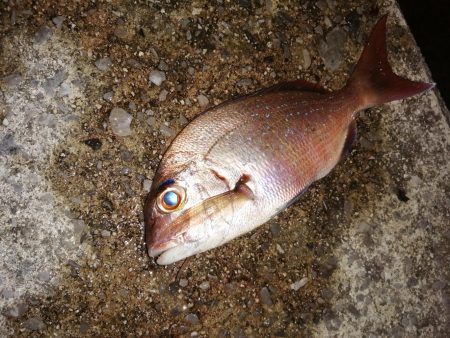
(144, 15, 433, 265)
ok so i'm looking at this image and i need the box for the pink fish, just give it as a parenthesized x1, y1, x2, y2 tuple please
(144, 15, 433, 265)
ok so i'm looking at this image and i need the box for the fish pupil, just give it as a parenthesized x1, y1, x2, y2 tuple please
(163, 191, 179, 207)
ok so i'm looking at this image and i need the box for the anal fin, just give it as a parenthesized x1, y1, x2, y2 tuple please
(340, 119, 357, 162)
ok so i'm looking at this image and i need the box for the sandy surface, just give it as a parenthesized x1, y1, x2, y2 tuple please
(0, 0, 449, 337)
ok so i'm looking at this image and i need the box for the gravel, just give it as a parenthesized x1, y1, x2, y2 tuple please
(43, 70, 68, 97)
(179, 278, 189, 287)
(259, 287, 273, 305)
(159, 124, 175, 138)
(95, 57, 112, 71)
(3, 303, 28, 318)
(103, 91, 113, 102)
(197, 94, 209, 107)
(290, 278, 309, 291)
(143, 179, 152, 192)
(319, 26, 347, 70)
(158, 89, 168, 101)
(199, 281, 210, 290)
(109, 108, 132, 137)
(237, 78, 252, 87)
(52, 16, 65, 28)
(270, 223, 281, 237)
(23, 317, 46, 331)
(185, 313, 200, 325)
(83, 138, 102, 151)
(1, 74, 22, 87)
(33, 26, 52, 46)
(302, 49, 311, 69)
(149, 70, 166, 86)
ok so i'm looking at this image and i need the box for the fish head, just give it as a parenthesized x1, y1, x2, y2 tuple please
(145, 163, 254, 265)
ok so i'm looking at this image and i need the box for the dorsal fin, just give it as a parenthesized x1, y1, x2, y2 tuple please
(259, 79, 329, 94)
(207, 79, 328, 112)
(340, 119, 357, 162)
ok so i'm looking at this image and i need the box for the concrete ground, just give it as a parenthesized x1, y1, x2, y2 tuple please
(0, 0, 449, 337)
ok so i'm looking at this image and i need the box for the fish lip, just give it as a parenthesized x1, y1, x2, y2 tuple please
(147, 237, 179, 258)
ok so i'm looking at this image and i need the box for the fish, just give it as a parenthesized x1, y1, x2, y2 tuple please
(144, 15, 434, 265)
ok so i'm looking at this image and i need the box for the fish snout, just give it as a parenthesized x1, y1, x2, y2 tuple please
(144, 210, 190, 261)
(145, 217, 175, 258)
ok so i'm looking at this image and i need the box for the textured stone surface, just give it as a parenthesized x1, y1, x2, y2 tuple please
(0, 0, 449, 337)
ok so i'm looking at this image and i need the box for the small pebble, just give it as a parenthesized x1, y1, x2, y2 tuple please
(199, 281, 210, 290)
(179, 114, 188, 126)
(128, 102, 137, 111)
(302, 49, 311, 69)
(109, 107, 132, 137)
(314, 25, 323, 35)
(179, 278, 188, 287)
(103, 91, 113, 102)
(1, 288, 14, 299)
(149, 70, 166, 86)
(72, 219, 86, 235)
(358, 222, 371, 233)
(23, 317, 46, 331)
(43, 70, 68, 97)
(83, 138, 102, 151)
(276, 243, 285, 254)
(237, 78, 252, 87)
(52, 16, 65, 28)
(160, 124, 175, 138)
(95, 57, 112, 71)
(270, 223, 281, 237)
(159, 89, 168, 101)
(319, 26, 347, 70)
(259, 286, 273, 305)
(158, 60, 169, 71)
(4, 303, 28, 318)
(197, 94, 209, 107)
(146, 116, 158, 130)
(37, 270, 51, 282)
(58, 82, 72, 97)
(143, 179, 152, 192)
(101, 230, 111, 237)
(33, 26, 52, 45)
(185, 313, 200, 325)
(79, 322, 89, 334)
(114, 26, 131, 40)
(290, 277, 309, 291)
(1, 74, 22, 87)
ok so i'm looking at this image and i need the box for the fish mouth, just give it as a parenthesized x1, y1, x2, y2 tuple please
(145, 217, 191, 264)
(147, 240, 178, 259)
(147, 240, 196, 265)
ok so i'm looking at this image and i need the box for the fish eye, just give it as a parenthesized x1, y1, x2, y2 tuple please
(156, 185, 186, 213)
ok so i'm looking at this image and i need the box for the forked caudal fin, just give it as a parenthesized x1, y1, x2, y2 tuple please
(347, 15, 434, 108)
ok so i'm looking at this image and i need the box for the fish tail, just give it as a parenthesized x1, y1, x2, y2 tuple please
(347, 14, 434, 109)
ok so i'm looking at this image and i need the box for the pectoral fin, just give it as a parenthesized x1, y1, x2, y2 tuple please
(233, 174, 255, 200)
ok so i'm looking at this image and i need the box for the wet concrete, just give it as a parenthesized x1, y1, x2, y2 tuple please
(0, 0, 449, 337)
